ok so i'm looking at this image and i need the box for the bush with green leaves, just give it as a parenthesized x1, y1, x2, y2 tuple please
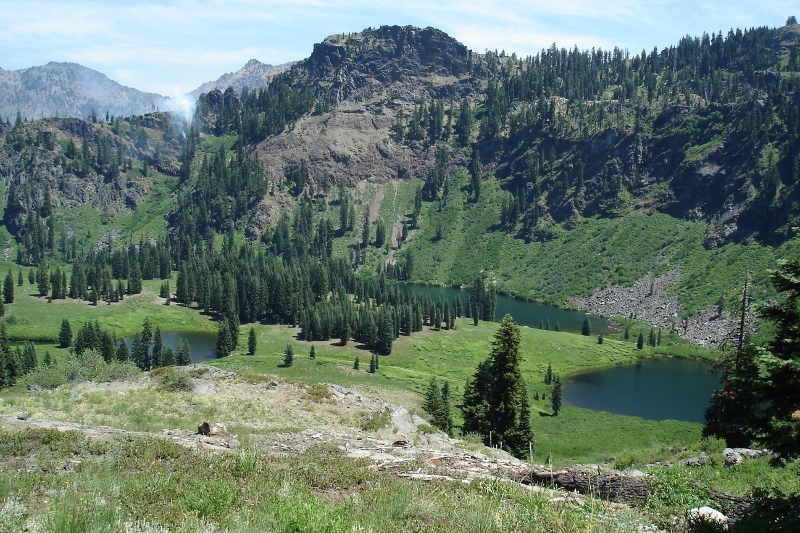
(152, 366, 194, 392)
(21, 349, 140, 389)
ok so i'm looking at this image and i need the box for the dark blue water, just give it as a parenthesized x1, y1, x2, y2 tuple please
(402, 283, 615, 334)
(563, 358, 719, 423)
(124, 331, 218, 363)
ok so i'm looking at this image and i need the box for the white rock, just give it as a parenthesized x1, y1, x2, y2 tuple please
(687, 506, 728, 526)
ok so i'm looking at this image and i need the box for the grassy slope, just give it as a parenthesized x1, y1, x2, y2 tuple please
(362, 170, 778, 317)
(1, 264, 212, 341)
(0, 428, 648, 533)
(216, 319, 705, 466)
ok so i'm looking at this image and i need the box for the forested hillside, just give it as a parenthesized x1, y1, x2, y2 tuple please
(1, 22, 799, 337)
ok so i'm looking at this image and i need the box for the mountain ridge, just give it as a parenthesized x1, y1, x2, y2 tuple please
(0, 61, 167, 121)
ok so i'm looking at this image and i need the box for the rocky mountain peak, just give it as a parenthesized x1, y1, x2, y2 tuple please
(298, 25, 485, 104)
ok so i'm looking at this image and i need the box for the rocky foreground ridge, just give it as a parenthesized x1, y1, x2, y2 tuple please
(1, 365, 762, 529)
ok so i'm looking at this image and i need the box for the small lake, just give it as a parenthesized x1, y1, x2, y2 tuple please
(402, 284, 616, 334)
(124, 332, 218, 363)
(563, 358, 719, 423)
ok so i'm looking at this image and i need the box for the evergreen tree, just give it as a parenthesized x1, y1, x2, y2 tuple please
(376, 308, 394, 355)
(468, 147, 481, 202)
(310, 346, 315, 359)
(37, 262, 49, 296)
(248, 327, 257, 355)
(3, 270, 14, 304)
(59, 318, 72, 348)
(17, 269, 22, 287)
(551, 376, 563, 416)
(152, 327, 163, 368)
(581, 317, 592, 336)
(216, 321, 231, 358)
(624, 326, 630, 340)
(1, 323, 20, 386)
(752, 252, 800, 459)
(128, 260, 142, 294)
(136, 317, 153, 369)
(340, 320, 351, 346)
(22, 342, 37, 373)
(544, 363, 553, 385)
(462, 314, 533, 457)
(353, 356, 360, 370)
(283, 344, 294, 367)
(162, 346, 176, 366)
(438, 381, 454, 436)
(369, 353, 376, 373)
(597, 334, 604, 344)
(637, 332, 644, 350)
(117, 339, 130, 362)
(423, 378, 442, 420)
(176, 338, 191, 366)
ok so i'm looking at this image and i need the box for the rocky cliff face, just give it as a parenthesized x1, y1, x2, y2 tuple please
(0, 62, 167, 120)
(299, 26, 486, 104)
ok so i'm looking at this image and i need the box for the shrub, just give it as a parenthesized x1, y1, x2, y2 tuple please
(155, 367, 193, 392)
(21, 350, 140, 389)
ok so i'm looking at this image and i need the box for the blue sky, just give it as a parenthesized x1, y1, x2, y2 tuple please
(0, 0, 794, 96)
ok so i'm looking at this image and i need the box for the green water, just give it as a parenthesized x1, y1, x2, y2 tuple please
(563, 358, 719, 423)
(401, 283, 616, 334)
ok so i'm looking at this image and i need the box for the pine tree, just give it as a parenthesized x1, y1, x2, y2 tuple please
(581, 317, 592, 336)
(216, 321, 231, 358)
(59, 318, 72, 348)
(283, 344, 294, 367)
(162, 346, 176, 366)
(353, 356, 360, 370)
(462, 314, 533, 457)
(637, 332, 644, 350)
(750, 255, 800, 458)
(438, 381, 454, 436)
(597, 334, 604, 344)
(117, 340, 130, 362)
(152, 327, 163, 368)
(128, 260, 142, 294)
(248, 327, 257, 355)
(17, 269, 22, 287)
(37, 262, 49, 296)
(376, 308, 394, 355)
(369, 353, 376, 373)
(423, 378, 442, 419)
(310, 346, 316, 359)
(176, 338, 191, 366)
(22, 342, 37, 373)
(544, 363, 553, 385)
(624, 327, 630, 340)
(3, 270, 14, 304)
(551, 376, 563, 416)
(1, 323, 20, 386)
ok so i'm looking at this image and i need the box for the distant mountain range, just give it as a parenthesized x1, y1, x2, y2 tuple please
(186, 59, 294, 101)
(0, 59, 294, 121)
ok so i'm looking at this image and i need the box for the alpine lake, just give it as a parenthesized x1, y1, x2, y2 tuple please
(133, 284, 719, 423)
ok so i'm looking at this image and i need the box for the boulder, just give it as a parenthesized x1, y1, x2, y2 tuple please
(722, 449, 742, 467)
(687, 506, 728, 527)
(681, 455, 709, 467)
